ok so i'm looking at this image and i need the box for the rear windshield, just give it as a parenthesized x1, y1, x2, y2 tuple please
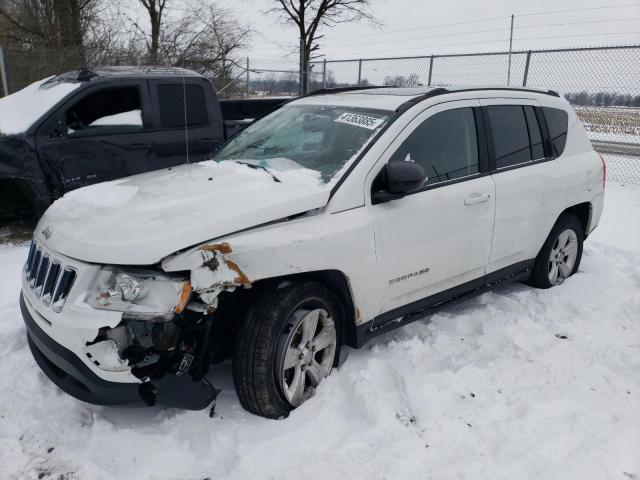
(211, 104, 391, 184)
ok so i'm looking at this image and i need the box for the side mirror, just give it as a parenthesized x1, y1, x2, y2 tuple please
(372, 161, 427, 204)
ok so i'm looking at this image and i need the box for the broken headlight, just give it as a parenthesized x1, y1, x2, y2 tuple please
(86, 267, 191, 320)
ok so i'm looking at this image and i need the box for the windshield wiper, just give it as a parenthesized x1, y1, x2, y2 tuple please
(232, 160, 281, 183)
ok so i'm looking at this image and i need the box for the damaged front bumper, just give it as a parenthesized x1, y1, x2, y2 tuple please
(21, 293, 217, 410)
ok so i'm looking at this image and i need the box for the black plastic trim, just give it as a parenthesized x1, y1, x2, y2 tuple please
(21, 293, 215, 410)
(21, 293, 140, 405)
(354, 259, 534, 347)
(473, 106, 490, 174)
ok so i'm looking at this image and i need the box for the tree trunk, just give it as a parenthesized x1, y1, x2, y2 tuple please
(53, 0, 86, 65)
(149, 8, 160, 64)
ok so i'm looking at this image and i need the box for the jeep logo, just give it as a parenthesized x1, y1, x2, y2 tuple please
(41, 226, 52, 240)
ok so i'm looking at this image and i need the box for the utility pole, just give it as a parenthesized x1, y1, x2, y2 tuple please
(507, 14, 514, 85)
(246, 57, 250, 98)
(0, 48, 8, 96)
(299, 37, 305, 96)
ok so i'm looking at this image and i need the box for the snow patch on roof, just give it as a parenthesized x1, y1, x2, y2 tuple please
(0, 77, 80, 135)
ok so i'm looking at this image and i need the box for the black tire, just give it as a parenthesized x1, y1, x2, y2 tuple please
(232, 281, 342, 419)
(528, 214, 584, 289)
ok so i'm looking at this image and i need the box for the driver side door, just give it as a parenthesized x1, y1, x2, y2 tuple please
(35, 81, 154, 195)
(368, 100, 496, 319)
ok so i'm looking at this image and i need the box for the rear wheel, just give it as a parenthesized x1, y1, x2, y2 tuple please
(232, 281, 341, 419)
(528, 214, 584, 289)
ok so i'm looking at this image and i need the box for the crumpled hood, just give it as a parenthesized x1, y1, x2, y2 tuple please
(38, 161, 330, 265)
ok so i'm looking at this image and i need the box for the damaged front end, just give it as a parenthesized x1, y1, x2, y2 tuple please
(83, 267, 222, 410)
(79, 241, 253, 410)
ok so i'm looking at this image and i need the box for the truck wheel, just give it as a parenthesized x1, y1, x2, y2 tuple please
(528, 214, 584, 289)
(232, 281, 341, 419)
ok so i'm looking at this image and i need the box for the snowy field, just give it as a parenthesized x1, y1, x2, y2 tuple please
(1, 182, 639, 480)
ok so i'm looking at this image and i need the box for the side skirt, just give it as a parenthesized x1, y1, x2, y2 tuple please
(354, 260, 534, 348)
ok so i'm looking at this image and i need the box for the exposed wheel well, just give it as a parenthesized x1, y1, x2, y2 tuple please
(0, 179, 39, 219)
(211, 270, 359, 359)
(561, 202, 592, 237)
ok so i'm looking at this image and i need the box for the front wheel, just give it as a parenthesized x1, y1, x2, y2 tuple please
(528, 214, 584, 289)
(232, 281, 341, 419)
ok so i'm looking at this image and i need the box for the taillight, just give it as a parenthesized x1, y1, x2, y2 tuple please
(599, 153, 606, 190)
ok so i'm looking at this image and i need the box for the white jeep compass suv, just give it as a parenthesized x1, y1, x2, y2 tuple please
(21, 86, 606, 418)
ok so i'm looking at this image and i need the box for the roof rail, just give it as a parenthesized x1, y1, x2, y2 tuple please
(305, 85, 391, 96)
(395, 87, 449, 112)
(449, 86, 560, 97)
(395, 86, 560, 113)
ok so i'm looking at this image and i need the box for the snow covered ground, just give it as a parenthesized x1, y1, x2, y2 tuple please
(1, 182, 639, 480)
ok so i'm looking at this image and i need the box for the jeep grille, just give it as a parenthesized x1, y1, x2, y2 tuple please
(25, 240, 76, 312)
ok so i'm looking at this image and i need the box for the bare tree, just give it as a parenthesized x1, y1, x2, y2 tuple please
(135, 0, 165, 64)
(0, 0, 97, 59)
(268, 0, 379, 94)
(383, 73, 421, 87)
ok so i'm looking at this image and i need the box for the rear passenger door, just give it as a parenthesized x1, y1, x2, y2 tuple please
(148, 78, 223, 168)
(480, 99, 566, 277)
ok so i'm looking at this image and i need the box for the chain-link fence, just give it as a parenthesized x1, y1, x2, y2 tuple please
(1, 44, 637, 183)
(310, 45, 640, 184)
(0, 46, 274, 99)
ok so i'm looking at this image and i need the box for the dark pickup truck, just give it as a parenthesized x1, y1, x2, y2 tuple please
(0, 66, 286, 217)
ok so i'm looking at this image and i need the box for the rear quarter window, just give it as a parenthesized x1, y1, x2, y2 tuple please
(157, 83, 208, 128)
(543, 107, 569, 156)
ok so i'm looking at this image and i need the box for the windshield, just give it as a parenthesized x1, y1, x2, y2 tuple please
(210, 104, 391, 185)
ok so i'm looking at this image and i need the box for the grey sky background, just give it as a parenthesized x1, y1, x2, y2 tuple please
(215, 0, 639, 68)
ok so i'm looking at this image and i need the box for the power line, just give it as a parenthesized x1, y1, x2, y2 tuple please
(320, 18, 640, 49)
(515, 31, 640, 41)
(516, 3, 640, 17)
(324, 3, 640, 41)
(323, 26, 511, 47)
(517, 18, 640, 29)
(325, 32, 640, 59)
(327, 15, 508, 40)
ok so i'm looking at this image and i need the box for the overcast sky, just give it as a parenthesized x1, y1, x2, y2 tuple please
(216, 0, 639, 68)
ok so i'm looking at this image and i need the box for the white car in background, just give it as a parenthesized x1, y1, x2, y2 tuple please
(20, 86, 605, 419)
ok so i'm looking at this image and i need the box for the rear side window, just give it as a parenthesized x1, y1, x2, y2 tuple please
(543, 107, 569, 156)
(389, 107, 479, 185)
(485, 105, 531, 168)
(157, 83, 208, 128)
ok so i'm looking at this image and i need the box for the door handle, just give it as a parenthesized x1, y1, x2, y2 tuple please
(129, 143, 152, 149)
(464, 193, 491, 205)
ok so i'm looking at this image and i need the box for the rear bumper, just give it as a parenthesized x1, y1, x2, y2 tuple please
(21, 292, 217, 410)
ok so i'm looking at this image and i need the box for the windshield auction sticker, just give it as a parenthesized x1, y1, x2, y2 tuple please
(335, 112, 385, 130)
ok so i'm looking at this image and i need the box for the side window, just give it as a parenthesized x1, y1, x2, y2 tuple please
(157, 83, 208, 129)
(65, 87, 143, 134)
(543, 107, 569, 156)
(389, 107, 479, 185)
(524, 106, 544, 159)
(485, 105, 531, 168)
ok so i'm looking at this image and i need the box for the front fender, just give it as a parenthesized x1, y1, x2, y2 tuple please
(161, 208, 378, 324)
(0, 134, 50, 212)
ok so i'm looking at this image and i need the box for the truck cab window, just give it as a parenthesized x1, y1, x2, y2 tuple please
(389, 107, 479, 186)
(157, 84, 208, 128)
(65, 87, 143, 134)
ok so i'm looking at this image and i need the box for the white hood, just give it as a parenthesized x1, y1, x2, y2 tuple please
(39, 161, 330, 265)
